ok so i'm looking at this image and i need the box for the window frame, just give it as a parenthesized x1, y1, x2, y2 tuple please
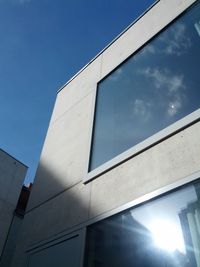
(84, 0, 200, 184)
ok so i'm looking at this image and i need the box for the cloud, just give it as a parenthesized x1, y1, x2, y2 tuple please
(138, 67, 186, 117)
(139, 45, 156, 57)
(136, 22, 192, 59)
(139, 67, 185, 93)
(158, 22, 192, 56)
(194, 22, 200, 37)
(109, 67, 123, 81)
(132, 44, 156, 63)
(167, 99, 182, 117)
(133, 99, 152, 121)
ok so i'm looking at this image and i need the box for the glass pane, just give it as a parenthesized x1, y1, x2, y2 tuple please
(89, 2, 200, 171)
(84, 180, 200, 267)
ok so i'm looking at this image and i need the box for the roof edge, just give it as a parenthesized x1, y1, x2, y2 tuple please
(57, 0, 160, 94)
(0, 148, 28, 168)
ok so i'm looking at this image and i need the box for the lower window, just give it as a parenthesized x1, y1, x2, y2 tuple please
(84, 179, 200, 267)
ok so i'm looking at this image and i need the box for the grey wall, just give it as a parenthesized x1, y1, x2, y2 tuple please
(0, 149, 27, 258)
(10, 0, 200, 266)
(0, 215, 24, 267)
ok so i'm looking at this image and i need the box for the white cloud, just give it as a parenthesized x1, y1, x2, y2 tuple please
(132, 44, 156, 63)
(136, 22, 192, 59)
(133, 99, 151, 121)
(194, 22, 200, 37)
(167, 100, 182, 117)
(138, 67, 186, 117)
(169, 75, 185, 93)
(140, 45, 156, 56)
(159, 22, 191, 56)
(109, 67, 123, 81)
(116, 68, 122, 75)
(139, 67, 185, 93)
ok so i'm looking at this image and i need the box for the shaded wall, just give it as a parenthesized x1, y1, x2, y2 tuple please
(0, 185, 32, 267)
(0, 149, 27, 258)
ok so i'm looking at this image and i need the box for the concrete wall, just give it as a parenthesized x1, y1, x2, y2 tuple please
(0, 215, 24, 267)
(0, 149, 27, 258)
(10, 0, 199, 266)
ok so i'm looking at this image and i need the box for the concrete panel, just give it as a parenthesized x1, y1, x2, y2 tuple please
(0, 200, 14, 256)
(0, 152, 17, 203)
(20, 182, 90, 246)
(100, 0, 196, 79)
(28, 92, 94, 209)
(9, 241, 28, 267)
(0, 150, 27, 206)
(6, 162, 27, 206)
(0, 216, 23, 267)
(89, 122, 200, 218)
(0, 150, 27, 263)
(50, 55, 102, 125)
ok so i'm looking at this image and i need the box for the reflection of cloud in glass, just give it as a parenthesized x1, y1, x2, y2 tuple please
(194, 22, 200, 37)
(139, 44, 156, 56)
(133, 99, 151, 121)
(138, 22, 192, 58)
(161, 23, 192, 56)
(109, 67, 123, 81)
(139, 67, 185, 92)
(168, 100, 182, 117)
(138, 67, 186, 117)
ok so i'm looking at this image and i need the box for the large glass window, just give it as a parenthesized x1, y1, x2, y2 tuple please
(89, 1, 200, 172)
(84, 179, 200, 267)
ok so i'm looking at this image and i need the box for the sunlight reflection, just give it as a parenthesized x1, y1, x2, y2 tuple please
(149, 219, 185, 253)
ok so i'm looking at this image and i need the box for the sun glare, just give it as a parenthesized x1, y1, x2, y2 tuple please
(149, 219, 185, 253)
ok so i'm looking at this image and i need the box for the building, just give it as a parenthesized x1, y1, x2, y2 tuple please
(10, 0, 200, 266)
(0, 184, 32, 267)
(0, 149, 27, 264)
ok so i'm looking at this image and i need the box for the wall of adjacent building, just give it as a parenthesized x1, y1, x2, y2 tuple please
(10, 0, 199, 266)
(0, 149, 27, 260)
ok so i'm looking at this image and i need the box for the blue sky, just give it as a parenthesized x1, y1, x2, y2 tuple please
(0, 0, 155, 184)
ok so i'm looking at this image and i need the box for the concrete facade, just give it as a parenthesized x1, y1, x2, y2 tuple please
(10, 0, 200, 266)
(0, 149, 27, 260)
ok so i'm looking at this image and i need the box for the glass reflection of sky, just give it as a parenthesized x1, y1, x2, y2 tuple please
(90, 2, 200, 171)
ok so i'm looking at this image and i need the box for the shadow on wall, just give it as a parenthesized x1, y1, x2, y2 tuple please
(19, 160, 92, 248)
